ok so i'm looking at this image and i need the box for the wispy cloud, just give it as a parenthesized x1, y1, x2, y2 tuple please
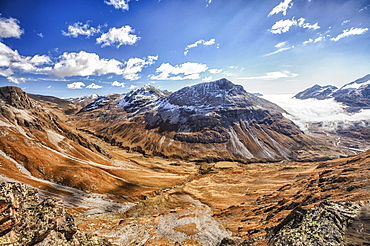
(149, 62, 208, 80)
(62, 22, 103, 38)
(263, 42, 293, 56)
(303, 36, 325, 44)
(237, 71, 298, 80)
(270, 17, 320, 34)
(86, 83, 103, 89)
(202, 76, 213, 82)
(209, 68, 223, 74)
(268, 0, 293, 17)
(7, 76, 27, 84)
(0, 16, 24, 39)
(184, 38, 217, 55)
(104, 0, 133, 11)
(331, 27, 368, 41)
(96, 25, 140, 48)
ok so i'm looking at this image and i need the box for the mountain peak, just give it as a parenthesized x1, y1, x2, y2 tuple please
(0, 86, 37, 109)
(294, 84, 338, 100)
(165, 78, 250, 108)
(117, 84, 170, 110)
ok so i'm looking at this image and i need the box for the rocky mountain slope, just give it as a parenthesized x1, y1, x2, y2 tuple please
(74, 78, 344, 162)
(0, 86, 201, 215)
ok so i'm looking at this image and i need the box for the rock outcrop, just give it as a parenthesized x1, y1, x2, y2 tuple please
(0, 181, 111, 245)
(0, 86, 38, 110)
(268, 200, 362, 246)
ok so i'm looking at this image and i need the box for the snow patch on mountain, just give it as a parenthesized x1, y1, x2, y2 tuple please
(117, 84, 170, 111)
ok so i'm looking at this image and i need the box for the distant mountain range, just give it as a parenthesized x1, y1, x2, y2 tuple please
(295, 74, 370, 112)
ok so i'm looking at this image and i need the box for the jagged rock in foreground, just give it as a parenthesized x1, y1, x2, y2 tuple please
(268, 200, 368, 246)
(0, 182, 111, 245)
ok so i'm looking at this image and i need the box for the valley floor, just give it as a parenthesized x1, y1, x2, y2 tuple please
(75, 148, 370, 245)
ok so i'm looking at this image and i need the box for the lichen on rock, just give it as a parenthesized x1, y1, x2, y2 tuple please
(0, 181, 111, 245)
(268, 200, 363, 246)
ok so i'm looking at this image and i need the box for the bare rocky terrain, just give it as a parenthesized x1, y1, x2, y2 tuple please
(0, 81, 369, 245)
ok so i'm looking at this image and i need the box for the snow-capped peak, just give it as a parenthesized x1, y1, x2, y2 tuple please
(117, 84, 170, 110)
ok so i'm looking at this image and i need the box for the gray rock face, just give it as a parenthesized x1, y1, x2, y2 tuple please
(0, 182, 112, 245)
(0, 86, 38, 109)
(268, 200, 363, 246)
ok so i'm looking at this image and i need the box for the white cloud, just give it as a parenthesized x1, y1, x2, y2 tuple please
(149, 62, 208, 80)
(331, 27, 368, 41)
(222, 72, 234, 77)
(209, 68, 223, 74)
(0, 42, 51, 76)
(86, 83, 103, 89)
(62, 22, 102, 38)
(67, 82, 85, 89)
(0, 17, 23, 38)
(184, 38, 217, 55)
(303, 36, 325, 44)
(129, 85, 137, 89)
(51, 51, 156, 80)
(112, 81, 125, 87)
(96, 26, 140, 48)
(104, 0, 131, 11)
(341, 20, 350, 25)
(270, 19, 297, 34)
(52, 51, 124, 77)
(270, 17, 320, 34)
(37, 33, 44, 38)
(122, 55, 157, 80)
(237, 71, 298, 80)
(7, 76, 27, 84)
(268, 0, 293, 17)
(0, 42, 155, 81)
(202, 76, 213, 82)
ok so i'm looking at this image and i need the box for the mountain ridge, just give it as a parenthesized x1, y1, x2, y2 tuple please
(72, 78, 345, 162)
(294, 74, 370, 112)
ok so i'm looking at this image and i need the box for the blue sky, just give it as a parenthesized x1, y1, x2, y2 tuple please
(0, 0, 369, 97)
